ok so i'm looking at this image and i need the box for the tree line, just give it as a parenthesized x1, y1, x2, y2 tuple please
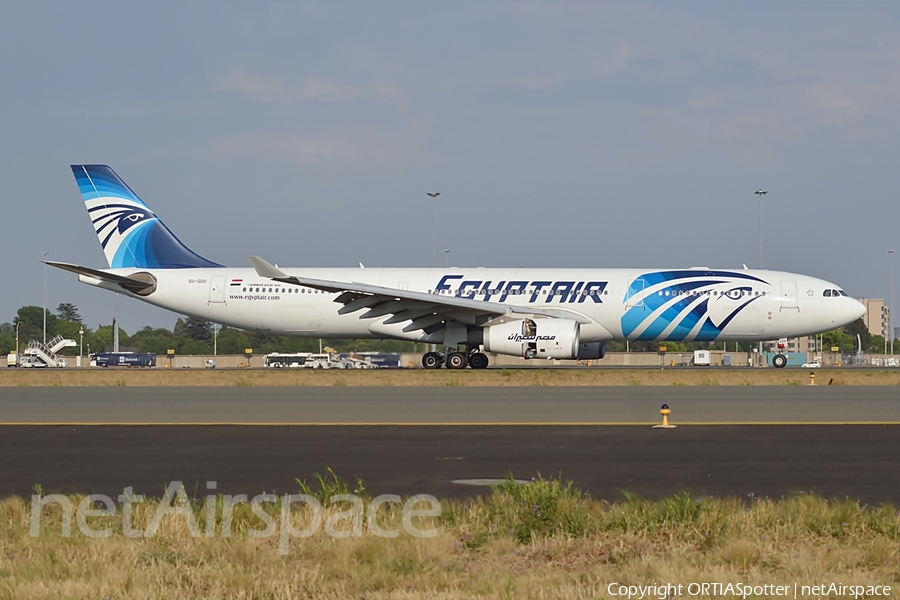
(1, 303, 894, 357)
(0, 304, 416, 356)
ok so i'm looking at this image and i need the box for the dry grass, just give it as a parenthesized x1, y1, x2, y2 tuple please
(2, 477, 899, 599)
(1, 367, 898, 387)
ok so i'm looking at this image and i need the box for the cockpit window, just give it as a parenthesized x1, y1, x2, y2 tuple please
(838, 290, 848, 297)
(823, 289, 832, 297)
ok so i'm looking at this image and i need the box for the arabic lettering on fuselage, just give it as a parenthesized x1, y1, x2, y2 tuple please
(434, 275, 607, 304)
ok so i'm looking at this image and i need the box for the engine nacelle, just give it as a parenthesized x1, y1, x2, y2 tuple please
(576, 342, 607, 360)
(484, 318, 580, 360)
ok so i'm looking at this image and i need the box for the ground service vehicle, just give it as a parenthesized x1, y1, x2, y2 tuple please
(692, 350, 711, 366)
(91, 353, 156, 368)
(264, 353, 312, 368)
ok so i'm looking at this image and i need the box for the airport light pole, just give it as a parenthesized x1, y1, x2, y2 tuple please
(754, 190, 767, 269)
(113, 293, 120, 353)
(79, 326, 84, 365)
(15, 321, 21, 359)
(427, 192, 440, 267)
(754, 190, 767, 366)
(426, 193, 441, 355)
(888, 248, 894, 356)
(40, 250, 50, 345)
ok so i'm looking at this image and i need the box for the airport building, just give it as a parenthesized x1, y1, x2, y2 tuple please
(857, 298, 890, 339)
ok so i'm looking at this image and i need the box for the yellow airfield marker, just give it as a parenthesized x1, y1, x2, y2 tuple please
(652, 403, 677, 429)
(809, 372, 817, 386)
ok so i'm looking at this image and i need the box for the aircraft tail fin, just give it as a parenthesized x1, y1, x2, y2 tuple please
(71, 165, 221, 269)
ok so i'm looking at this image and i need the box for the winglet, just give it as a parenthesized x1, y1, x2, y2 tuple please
(249, 255, 288, 278)
(249, 255, 303, 286)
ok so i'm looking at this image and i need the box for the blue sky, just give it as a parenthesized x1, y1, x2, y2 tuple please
(1, 1, 899, 332)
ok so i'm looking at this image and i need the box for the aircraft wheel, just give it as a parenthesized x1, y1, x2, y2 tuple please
(446, 352, 469, 370)
(773, 354, 787, 369)
(468, 352, 489, 370)
(422, 352, 443, 369)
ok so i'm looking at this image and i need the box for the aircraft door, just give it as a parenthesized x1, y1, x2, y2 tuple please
(780, 280, 798, 310)
(626, 279, 646, 308)
(209, 275, 226, 303)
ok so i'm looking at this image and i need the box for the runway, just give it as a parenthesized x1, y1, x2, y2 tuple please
(2, 386, 900, 424)
(2, 425, 898, 503)
(1, 387, 898, 504)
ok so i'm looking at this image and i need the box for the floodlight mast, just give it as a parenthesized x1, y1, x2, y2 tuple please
(754, 189, 767, 269)
(754, 189, 767, 367)
(426, 192, 441, 354)
(888, 248, 894, 356)
(426, 192, 440, 267)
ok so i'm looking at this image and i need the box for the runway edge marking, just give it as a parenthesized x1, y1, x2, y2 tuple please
(2, 422, 900, 426)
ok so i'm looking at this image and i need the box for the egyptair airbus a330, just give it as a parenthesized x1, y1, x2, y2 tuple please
(47, 165, 866, 369)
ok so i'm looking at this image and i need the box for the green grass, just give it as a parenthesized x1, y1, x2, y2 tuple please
(296, 467, 367, 504)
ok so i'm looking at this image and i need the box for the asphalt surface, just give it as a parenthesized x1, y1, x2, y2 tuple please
(2, 386, 900, 424)
(2, 387, 898, 503)
(2, 425, 898, 503)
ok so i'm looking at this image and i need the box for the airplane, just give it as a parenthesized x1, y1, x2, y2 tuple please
(47, 164, 866, 370)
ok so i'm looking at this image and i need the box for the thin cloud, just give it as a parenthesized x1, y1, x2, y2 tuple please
(205, 132, 362, 164)
(215, 68, 404, 105)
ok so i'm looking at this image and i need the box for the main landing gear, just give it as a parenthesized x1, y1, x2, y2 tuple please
(422, 352, 443, 369)
(468, 352, 489, 370)
(421, 349, 490, 370)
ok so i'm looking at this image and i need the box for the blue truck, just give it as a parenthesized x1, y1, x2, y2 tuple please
(91, 353, 157, 368)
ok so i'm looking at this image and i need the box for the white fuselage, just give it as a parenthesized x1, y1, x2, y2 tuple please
(79, 266, 866, 344)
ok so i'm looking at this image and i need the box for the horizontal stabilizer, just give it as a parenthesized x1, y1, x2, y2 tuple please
(44, 261, 156, 295)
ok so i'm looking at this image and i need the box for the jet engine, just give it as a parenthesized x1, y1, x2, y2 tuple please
(483, 318, 581, 359)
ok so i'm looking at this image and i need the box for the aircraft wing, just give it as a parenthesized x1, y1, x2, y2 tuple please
(249, 256, 593, 333)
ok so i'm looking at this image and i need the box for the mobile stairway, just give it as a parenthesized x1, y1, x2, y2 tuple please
(23, 334, 76, 368)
